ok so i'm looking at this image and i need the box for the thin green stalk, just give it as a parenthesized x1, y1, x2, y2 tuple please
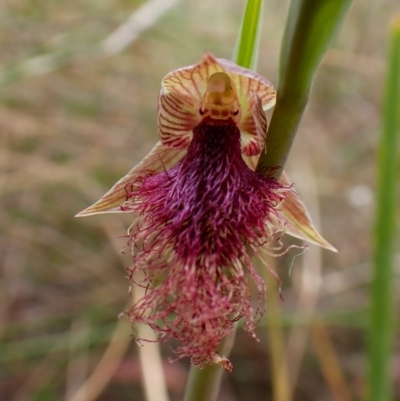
(182, 2, 263, 401)
(367, 18, 400, 401)
(256, 0, 353, 178)
(182, 328, 237, 401)
(232, 0, 263, 70)
(264, 263, 291, 401)
(183, 365, 224, 401)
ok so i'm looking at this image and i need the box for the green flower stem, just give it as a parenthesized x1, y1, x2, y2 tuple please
(182, 328, 237, 401)
(182, 365, 223, 401)
(264, 264, 291, 401)
(256, 0, 353, 178)
(368, 18, 400, 401)
(182, 2, 263, 401)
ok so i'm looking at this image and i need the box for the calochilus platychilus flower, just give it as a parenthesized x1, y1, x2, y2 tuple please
(76, 53, 336, 371)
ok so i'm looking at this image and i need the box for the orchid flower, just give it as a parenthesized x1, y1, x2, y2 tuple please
(77, 53, 336, 370)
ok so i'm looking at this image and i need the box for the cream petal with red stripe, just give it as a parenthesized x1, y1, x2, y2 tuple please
(157, 90, 198, 149)
(238, 92, 267, 156)
(158, 52, 276, 155)
(217, 57, 276, 111)
(76, 142, 186, 217)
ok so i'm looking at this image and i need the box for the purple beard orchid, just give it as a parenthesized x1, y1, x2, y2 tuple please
(77, 53, 336, 370)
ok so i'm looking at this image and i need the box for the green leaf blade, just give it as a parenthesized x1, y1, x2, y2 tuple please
(368, 18, 400, 401)
(232, 0, 263, 69)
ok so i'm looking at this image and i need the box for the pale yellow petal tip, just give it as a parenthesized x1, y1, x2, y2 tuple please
(284, 222, 338, 253)
(75, 201, 123, 217)
(312, 235, 338, 253)
(75, 207, 97, 218)
(328, 244, 338, 253)
(279, 172, 338, 253)
(75, 210, 87, 218)
(76, 143, 187, 219)
(295, 219, 338, 252)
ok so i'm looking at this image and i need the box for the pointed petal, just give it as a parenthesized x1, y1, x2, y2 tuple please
(239, 93, 267, 156)
(76, 142, 187, 217)
(280, 172, 337, 252)
(239, 158, 336, 251)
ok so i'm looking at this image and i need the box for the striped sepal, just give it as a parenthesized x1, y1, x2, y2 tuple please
(76, 142, 187, 217)
(279, 172, 337, 252)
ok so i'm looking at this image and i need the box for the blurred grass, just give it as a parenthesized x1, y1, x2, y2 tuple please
(368, 18, 400, 401)
(1, 0, 399, 400)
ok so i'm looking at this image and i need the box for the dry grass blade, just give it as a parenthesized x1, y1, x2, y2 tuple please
(0, 0, 181, 86)
(285, 155, 323, 394)
(67, 320, 131, 401)
(264, 259, 291, 401)
(101, 0, 181, 56)
(101, 219, 170, 401)
(311, 322, 353, 401)
(65, 319, 90, 401)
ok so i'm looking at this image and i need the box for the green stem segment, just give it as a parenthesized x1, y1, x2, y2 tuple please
(182, 328, 237, 401)
(256, 0, 353, 178)
(368, 18, 400, 401)
(183, 365, 224, 401)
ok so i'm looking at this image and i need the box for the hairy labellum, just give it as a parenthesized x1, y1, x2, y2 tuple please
(122, 117, 290, 367)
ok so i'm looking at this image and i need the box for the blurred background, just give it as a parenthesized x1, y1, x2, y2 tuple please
(1, 0, 399, 400)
